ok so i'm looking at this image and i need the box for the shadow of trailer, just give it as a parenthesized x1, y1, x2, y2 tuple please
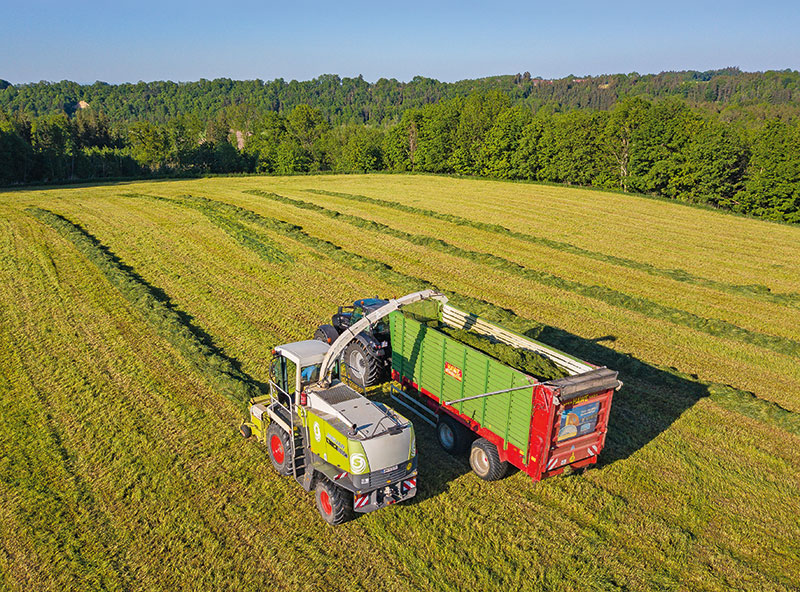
(388, 302, 622, 483)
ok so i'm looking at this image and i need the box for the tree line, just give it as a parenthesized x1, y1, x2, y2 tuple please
(3, 68, 800, 126)
(1, 80, 798, 222)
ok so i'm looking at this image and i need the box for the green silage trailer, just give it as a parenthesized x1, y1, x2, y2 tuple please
(388, 301, 620, 482)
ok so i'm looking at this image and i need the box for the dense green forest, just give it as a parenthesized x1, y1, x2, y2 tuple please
(1, 68, 799, 222)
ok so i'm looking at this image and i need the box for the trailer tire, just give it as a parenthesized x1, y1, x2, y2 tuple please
(344, 341, 381, 388)
(266, 423, 292, 477)
(314, 323, 339, 345)
(314, 478, 353, 525)
(469, 438, 509, 481)
(436, 415, 471, 455)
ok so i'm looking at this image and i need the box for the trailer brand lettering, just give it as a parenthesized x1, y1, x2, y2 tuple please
(444, 362, 463, 381)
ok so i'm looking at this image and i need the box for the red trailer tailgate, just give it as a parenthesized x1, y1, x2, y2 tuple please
(540, 368, 619, 476)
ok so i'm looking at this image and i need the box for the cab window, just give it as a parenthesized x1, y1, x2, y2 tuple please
(284, 359, 297, 395)
(300, 364, 321, 385)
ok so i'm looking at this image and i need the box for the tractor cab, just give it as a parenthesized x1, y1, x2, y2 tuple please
(333, 298, 390, 335)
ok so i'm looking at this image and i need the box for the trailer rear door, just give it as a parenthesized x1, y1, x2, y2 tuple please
(540, 368, 619, 476)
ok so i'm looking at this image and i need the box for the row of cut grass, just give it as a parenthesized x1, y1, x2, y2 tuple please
(304, 188, 800, 309)
(273, 175, 800, 292)
(248, 190, 800, 359)
(291, 187, 800, 341)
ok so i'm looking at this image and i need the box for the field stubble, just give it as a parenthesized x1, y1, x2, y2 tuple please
(1, 175, 799, 591)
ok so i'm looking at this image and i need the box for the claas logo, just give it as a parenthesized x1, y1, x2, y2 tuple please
(444, 362, 462, 381)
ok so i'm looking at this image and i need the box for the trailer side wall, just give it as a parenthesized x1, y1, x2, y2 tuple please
(389, 311, 535, 453)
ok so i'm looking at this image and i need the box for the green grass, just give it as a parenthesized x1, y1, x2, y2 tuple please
(246, 189, 800, 359)
(1, 174, 799, 591)
(304, 188, 800, 309)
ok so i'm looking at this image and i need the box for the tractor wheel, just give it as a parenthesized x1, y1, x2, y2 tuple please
(436, 415, 471, 455)
(344, 341, 381, 388)
(314, 323, 339, 345)
(266, 423, 292, 477)
(469, 438, 509, 481)
(314, 478, 353, 525)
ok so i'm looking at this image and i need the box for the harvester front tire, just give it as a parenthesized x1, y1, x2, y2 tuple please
(314, 478, 353, 525)
(266, 423, 292, 477)
(469, 438, 509, 481)
(314, 324, 339, 345)
(344, 341, 381, 388)
(436, 415, 471, 455)
(239, 424, 252, 438)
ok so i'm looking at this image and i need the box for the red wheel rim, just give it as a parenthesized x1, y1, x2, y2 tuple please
(270, 434, 285, 464)
(320, 490, 332, 515)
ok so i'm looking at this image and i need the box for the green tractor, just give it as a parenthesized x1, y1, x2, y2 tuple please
(241, 290, 446, 524)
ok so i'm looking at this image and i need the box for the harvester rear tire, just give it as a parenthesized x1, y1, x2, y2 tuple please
(469, 438, 509, 481)
(344, 341, 381, 388)
(314, 478, 353, 525)
(436, 415, 471, 455)
(314, 324, 339, 345)
(266, 423, 292, 477)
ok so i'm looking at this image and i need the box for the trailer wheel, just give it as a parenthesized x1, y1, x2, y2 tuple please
(436, 415, 471, 455)
(344, 341, 381, 388)
(314, 478, 353, 525)
(469, 438, 509, 481)
(314, 323, 339, 345)
(266, 423, 292, 476)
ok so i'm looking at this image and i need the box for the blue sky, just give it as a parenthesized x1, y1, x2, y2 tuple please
(2, 0, 798, 84)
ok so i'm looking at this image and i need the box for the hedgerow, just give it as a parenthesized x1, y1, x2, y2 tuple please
(27, 207, 261, 411)
(246, 190, 800, 360)
(303, 188, 800, 309)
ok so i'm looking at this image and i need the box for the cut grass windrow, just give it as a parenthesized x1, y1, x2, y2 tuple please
(143, 193, 800, 438)
(121, 193, 293, 265)
(302, 188, 800, 310)
(26, 207, 262, 411)
(247, 190, 800, 361)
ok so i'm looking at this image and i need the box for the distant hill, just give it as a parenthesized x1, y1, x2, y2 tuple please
(2, 68, 800, 124)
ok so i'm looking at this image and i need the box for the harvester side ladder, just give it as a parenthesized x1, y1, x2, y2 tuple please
(268, 380, 313, 490)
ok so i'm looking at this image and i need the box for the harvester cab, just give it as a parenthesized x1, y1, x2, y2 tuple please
(241, 289, 447, 525)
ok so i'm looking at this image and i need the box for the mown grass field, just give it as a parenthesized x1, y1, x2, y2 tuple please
(1, 174, 799, 591)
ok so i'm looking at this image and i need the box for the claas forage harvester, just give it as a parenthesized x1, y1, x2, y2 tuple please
(240, 290, 444, 524)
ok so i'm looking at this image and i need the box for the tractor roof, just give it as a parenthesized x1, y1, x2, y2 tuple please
(354, 297, 388, 310)
(275, 340, 330, 365)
